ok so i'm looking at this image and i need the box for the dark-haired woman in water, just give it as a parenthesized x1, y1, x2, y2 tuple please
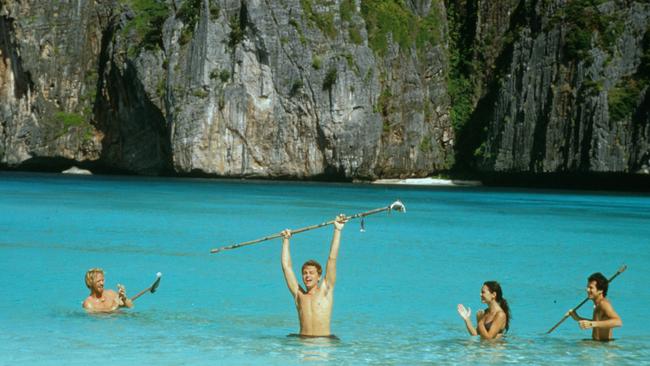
(457, 281, 510, 339)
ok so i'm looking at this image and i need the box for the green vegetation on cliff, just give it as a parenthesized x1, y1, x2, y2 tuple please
(119, 0, 220, 50)
(445, 3, 474, 133)
(608, 28, 650, 121)
(119, 0, 168, 51)
(52, 112, 94, 141)
(555, 0, 625, 61)
(177, 0, 202, 44)
(228, 14, 245, 49)
(608, 78, 643, 122)
(54, 112, 84, 129)
(340, 0, 363, 45)
(360, 0, 442, 57)
(323, 67, 337, 91)
(300, 0, 337, 39)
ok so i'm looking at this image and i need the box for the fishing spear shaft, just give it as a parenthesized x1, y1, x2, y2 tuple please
(130, 272, 162, 302)
(210, 200, 405, 254)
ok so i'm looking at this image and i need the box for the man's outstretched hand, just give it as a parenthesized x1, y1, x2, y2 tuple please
(334, 214, 348, 231)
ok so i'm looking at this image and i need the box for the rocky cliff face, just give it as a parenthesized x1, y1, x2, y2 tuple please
(451, 0, 650, 175)
(0, 1, 105, 168)
(1, 0, 648, 180)
(0, 0, 171, 174)
(1, 0, 452, 179)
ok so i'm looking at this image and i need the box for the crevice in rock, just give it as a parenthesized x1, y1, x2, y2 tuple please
(95, 12, 172, 175)
(630, 86, 650, 170)
(454, 40, 515, 172)
(577, 93, 595, 171)
(629, 29, 650, 171)
(0, 15, 34, 99)
(530, 81, 554, 172)
(450, 0, 525, 172)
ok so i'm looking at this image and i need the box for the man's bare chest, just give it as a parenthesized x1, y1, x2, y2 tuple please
(298, 293, 331, 309)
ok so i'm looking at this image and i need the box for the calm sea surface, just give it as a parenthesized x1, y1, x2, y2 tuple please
(1, 172, 649, 365)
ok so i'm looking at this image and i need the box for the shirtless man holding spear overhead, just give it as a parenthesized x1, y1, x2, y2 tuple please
(209, 201, 406, 336)
(280, 214, 347, 338)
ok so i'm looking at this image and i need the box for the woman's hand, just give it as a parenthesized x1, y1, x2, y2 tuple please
(457, 304, 471, 320)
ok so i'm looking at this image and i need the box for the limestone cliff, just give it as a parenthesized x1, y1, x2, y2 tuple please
(1, 0, 452, 179)
(1, 0, 648, 182)
(450, 0, 650, 175)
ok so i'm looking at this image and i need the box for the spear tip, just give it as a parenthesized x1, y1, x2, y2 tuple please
(390, 200, 406, 212)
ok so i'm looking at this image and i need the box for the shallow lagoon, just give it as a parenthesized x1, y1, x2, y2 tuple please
(1, 172, 649, 365)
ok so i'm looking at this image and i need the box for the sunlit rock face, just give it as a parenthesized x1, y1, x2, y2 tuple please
(0, 0, 453, 178)
(159, 0, 452, 179)
(3, 0, 647, 179)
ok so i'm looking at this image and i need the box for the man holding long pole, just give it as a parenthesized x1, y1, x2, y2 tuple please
(280, 214, 348, 338)
(566, 272, 623, 341)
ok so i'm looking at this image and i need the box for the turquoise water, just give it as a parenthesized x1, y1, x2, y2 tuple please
(1, 172, 649, 365)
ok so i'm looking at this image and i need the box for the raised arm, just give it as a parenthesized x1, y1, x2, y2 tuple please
(281, 229, 300, 299)
(324, 214, 347, 291)
(457, 304, 478, 336)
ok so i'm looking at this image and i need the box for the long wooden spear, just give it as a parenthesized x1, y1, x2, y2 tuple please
(210, 200, 406, 254)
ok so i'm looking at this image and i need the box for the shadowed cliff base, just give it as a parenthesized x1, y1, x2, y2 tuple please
(174, 168, 353, 183)
(3, 161, 650, 192)
(477, 172, 650, 193)
(0, 158, 136, 176)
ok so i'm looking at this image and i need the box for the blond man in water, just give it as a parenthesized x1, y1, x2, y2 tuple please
(567, 272, 622, 341)
(281, 214, 347, 337)
(82, 268, 133, 313)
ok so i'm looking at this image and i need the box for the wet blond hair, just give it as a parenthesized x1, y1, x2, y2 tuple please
(85, 268, 104, 289)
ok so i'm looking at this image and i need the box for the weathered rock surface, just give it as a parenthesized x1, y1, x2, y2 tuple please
(453, 0, 650, 175)
(1, 0, 452, 179)
(0, 1, 106, 167)
(1, 0, 648, 182)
